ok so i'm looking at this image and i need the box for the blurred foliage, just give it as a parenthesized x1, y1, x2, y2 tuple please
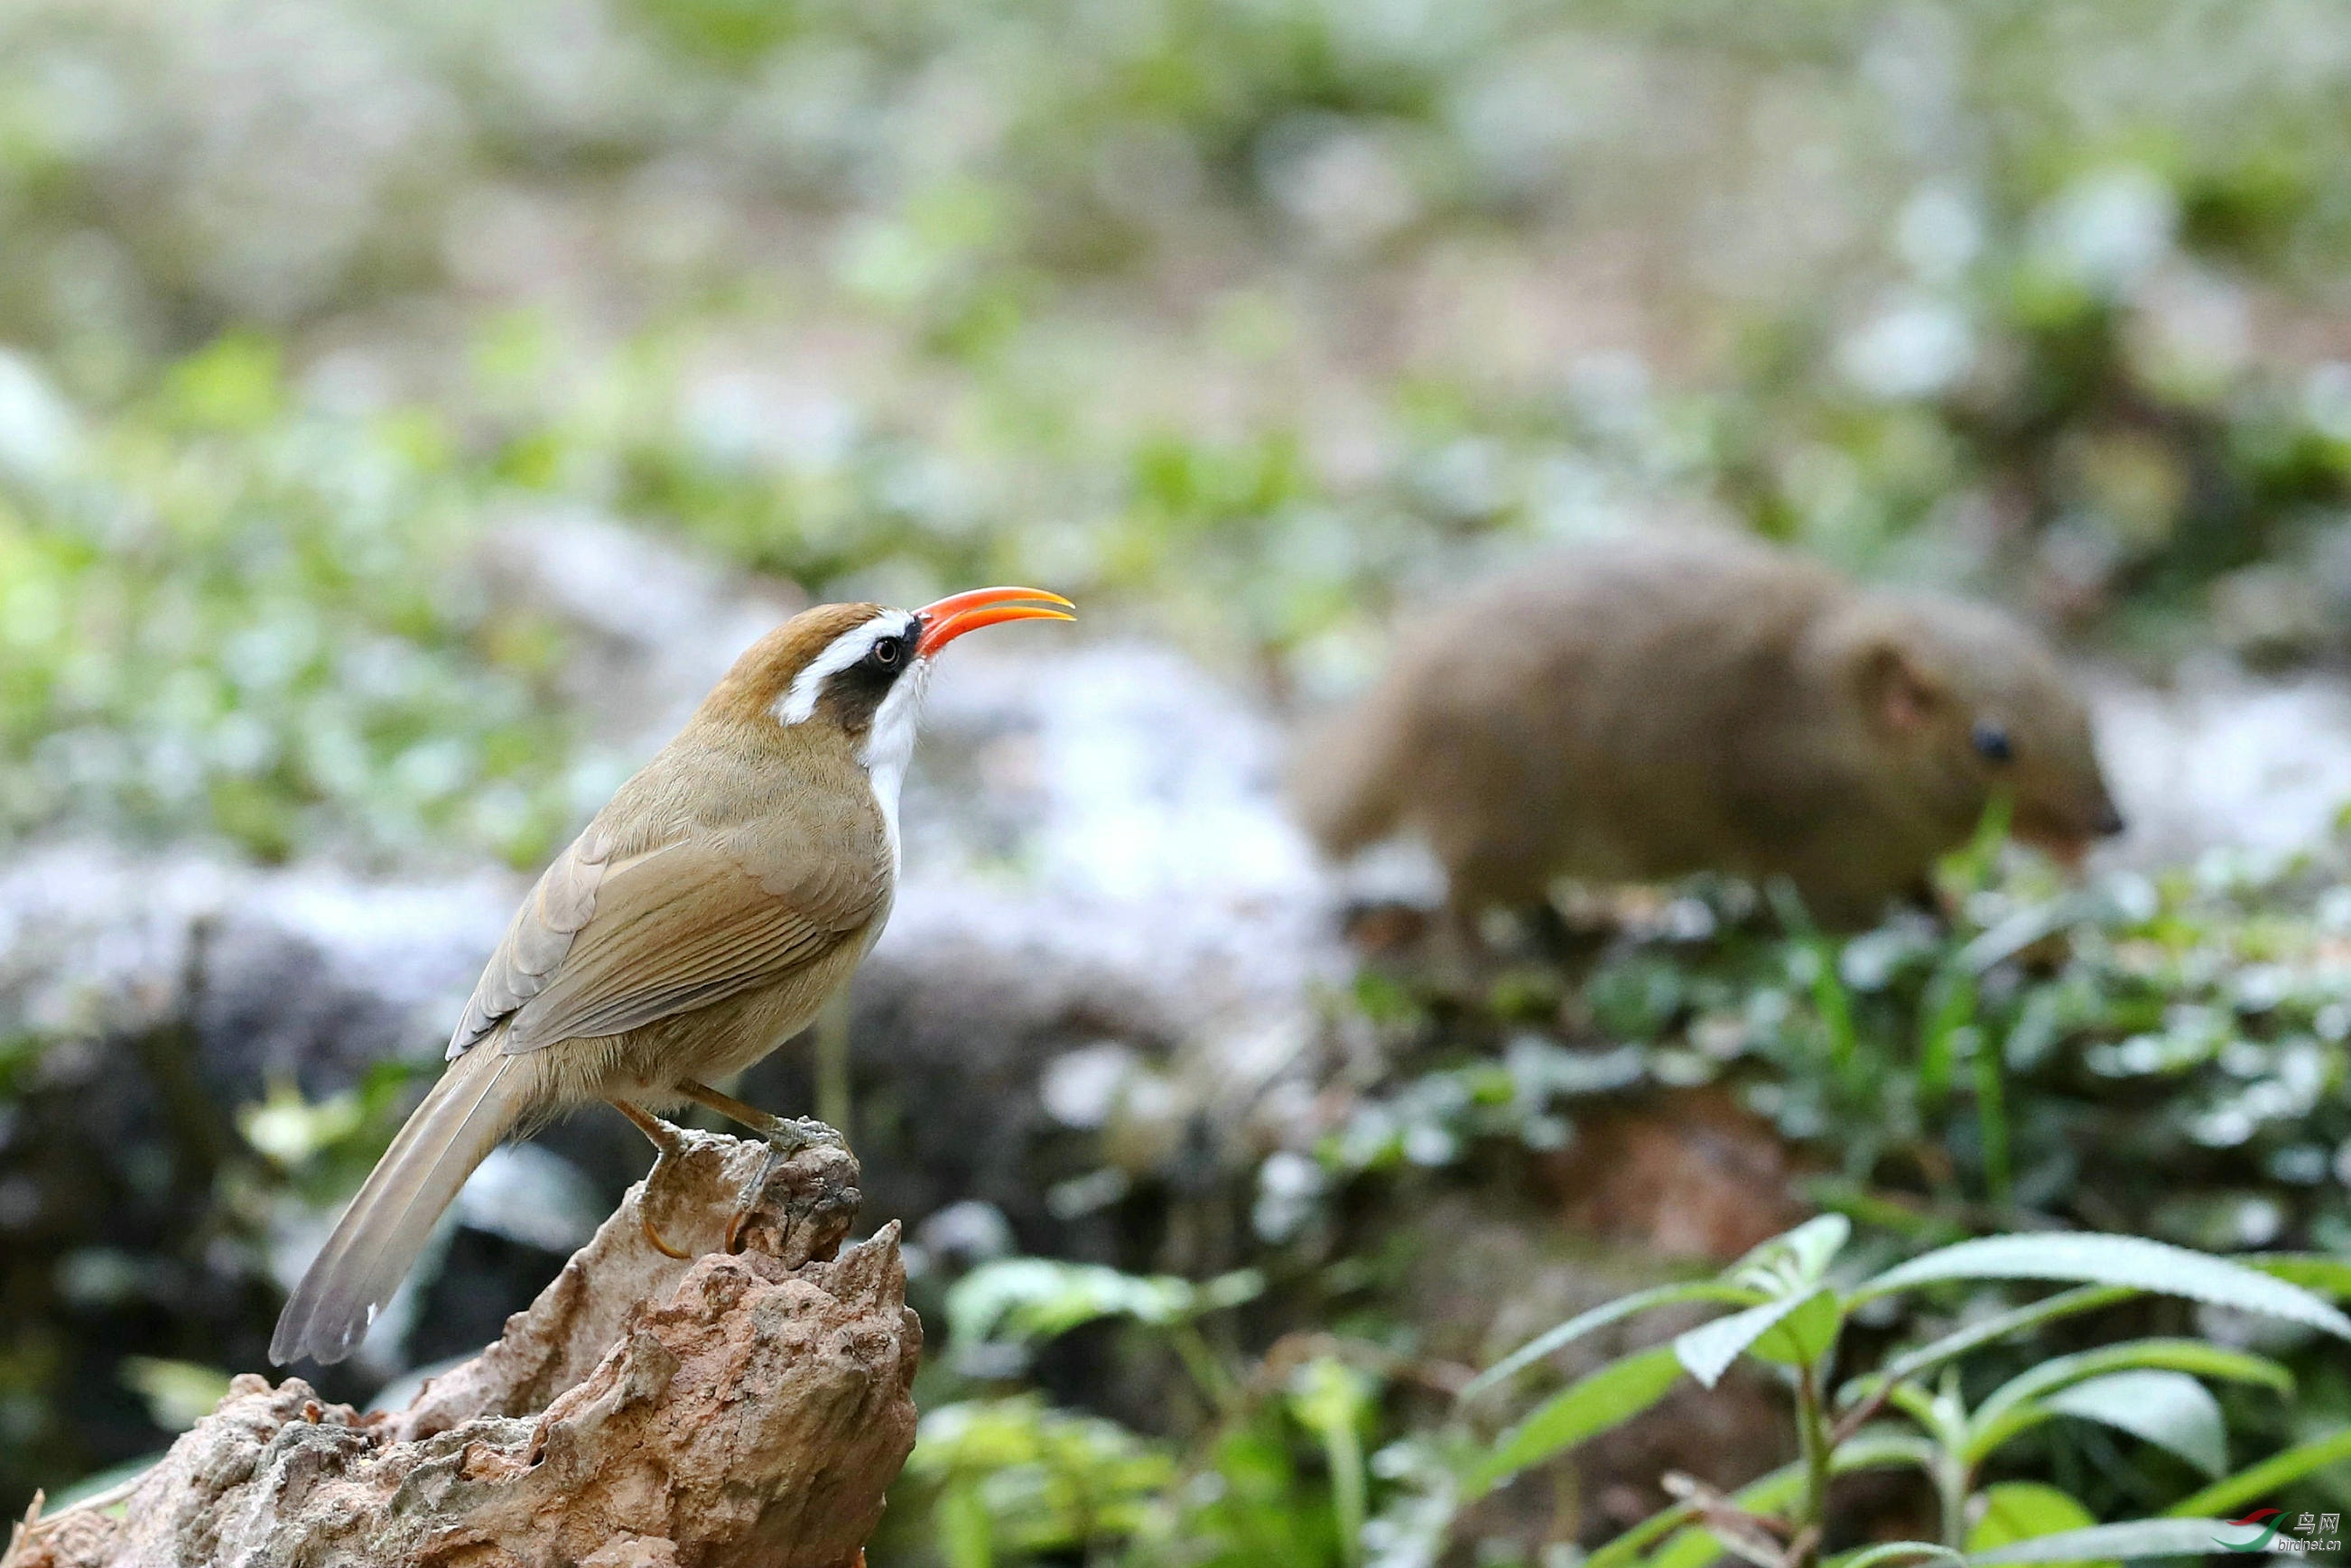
(866, 849, 2351, 1565)
(6, 0, 2351, 693)
(1309, 845, 2351, 1271)
(0, 337, 581, 867)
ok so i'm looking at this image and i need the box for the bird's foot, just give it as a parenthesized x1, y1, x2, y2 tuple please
(722, 1118, 848, 1253)
(759, 1115, 848, 1156)
(610, 1099, 696, 1259)
(665, 1081, 853, 1253)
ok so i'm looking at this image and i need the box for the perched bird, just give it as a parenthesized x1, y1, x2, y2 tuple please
(271, 585, 1073, 1366)
(1296, 532, 2122, 930)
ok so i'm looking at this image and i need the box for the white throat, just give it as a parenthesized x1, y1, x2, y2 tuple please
(861, 659, 930, 871)
(769, 608, 930, 870)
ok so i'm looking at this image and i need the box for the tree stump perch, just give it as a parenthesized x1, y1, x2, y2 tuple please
(5, 1130, 921, 1568)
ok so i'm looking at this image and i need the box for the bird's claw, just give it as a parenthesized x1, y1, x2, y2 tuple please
(724, 1145, 776, 1254)
(641, 1208, 693, 1259)
(720, 1120, 842, 1253)
(637, 1132, 694, 1258)
(610, 1101, 696, 1257)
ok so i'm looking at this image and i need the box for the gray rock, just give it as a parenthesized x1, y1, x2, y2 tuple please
(0, 843, 508, 1103)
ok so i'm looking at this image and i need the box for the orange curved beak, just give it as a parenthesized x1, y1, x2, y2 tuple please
(915, 585, 1075, 657)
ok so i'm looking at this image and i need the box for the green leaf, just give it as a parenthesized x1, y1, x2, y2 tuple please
(1889, 1380, 1971, 1454)
(1837, 1285, 2135, 1409)
(1834, 1426, 1941, 1472)
(1834, 1544, 1968, 1568)
(1972, 1519, 2307, 1563)
(945, 1259, 1263, 1350)
(1462, 1281, 1761, 1402)
(1585, 1498, 1699, 1568)
(1732, 1213, 1854, 1292)
(1966, 1338, 2291, 1460)
(1851, 1234, 2351, 1340)
(118, 1357, 234, 1433)
(940, 1479, 995, 1568)
(1288, 1358, 1372, 1568)
(1917, 964, 1975, 1108)
(1772, 880, 1859, 1079)
(2040, 1370, 2226, 1477)
(1640, 1521, 1735, 1568)
(2164, 1427, 2351, 1517)
(2246, 1253, 2351, 1302)
(1965, 1484, 2106, 1568)
(1677, 1290, 1838, 1387)
(1750, 1289, 1844, 1369)
(1474, 1346, 1684, 1491)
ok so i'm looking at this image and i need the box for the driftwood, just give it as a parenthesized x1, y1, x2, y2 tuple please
(5, 1130, 921, 1568)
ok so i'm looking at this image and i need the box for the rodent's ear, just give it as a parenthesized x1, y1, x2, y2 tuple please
(1860, 638, 1943, 735)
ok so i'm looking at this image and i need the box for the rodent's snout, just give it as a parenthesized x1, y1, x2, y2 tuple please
(2013, 780, 2124, 866)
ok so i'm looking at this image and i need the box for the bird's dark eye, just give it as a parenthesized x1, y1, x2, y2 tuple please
(869, 636, 903, 669)
(1972, 721, 2014, 764)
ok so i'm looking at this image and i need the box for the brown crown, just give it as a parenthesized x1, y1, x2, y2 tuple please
(694, 601, 887, 727)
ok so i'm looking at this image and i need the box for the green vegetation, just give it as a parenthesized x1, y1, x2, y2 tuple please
(864, 854, 2351, 1563)
(1464, 1222, 2350, 1562)
(875, 1215, 2351, 1565)
(0, 338, 581, 866)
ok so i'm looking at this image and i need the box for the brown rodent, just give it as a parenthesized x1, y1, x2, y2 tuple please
(1296, 532, 2123, 929)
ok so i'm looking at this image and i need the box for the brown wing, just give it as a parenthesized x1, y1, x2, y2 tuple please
(446, 822, 618, 1058)
(448, 735, 891, 1061)
(497, 834, 879, 1052)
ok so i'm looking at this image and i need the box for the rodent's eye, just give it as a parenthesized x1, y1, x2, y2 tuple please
(869, 636, 904, 670)
(1972, 720, 2014, 765)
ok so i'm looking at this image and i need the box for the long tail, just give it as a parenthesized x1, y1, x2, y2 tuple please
(1291, 691, 1410, 858)
(270, 1044, 531, 1366)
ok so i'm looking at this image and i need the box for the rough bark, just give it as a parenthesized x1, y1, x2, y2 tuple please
(5, 1130, 919, 1568)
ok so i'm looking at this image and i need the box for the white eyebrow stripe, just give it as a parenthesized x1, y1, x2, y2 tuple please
(773, 611, 916, 725)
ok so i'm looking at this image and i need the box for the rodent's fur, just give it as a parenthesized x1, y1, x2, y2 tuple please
(1295, 532, 2122, 929)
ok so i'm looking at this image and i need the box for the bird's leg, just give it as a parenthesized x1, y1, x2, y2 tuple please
(673, 1078, 848, 1252)
(813, 989, 854, 1139)
(609, 1099, 693, 1259)
(674, 1078, 848, 1152)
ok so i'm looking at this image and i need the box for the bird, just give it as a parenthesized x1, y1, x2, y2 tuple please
(270, 584, 1073, 1366)
(1295, 531, 2123, 930)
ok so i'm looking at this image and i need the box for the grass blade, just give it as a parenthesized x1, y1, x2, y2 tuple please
(1850, 1234, 2351, 1340)
(1973, 1519, 2309, 1563)
(1837, 1285, 2134, 1409)
(1462, 1282, 1760, 1402)
(1834, 1545, 1966, 1568)
(2162, 1428, 2351, 1517)
(2038, 1370, 2226, 1477)
(1473, 1345, 1684, 1491)
(1677, 1290, 1838, 1387)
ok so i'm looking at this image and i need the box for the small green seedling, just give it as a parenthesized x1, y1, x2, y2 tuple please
(1467, 1217, 2351, 1567)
